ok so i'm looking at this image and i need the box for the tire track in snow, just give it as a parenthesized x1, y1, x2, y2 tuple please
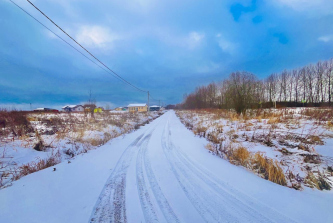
(171, 134, 296, 223)
(136, 133, 159, 223)
(166, 112, 297, 223)
(161, 121, 236, 223)
(162, 117, 296, 223)
(89, 133, 144, 223)
(137, 131, 180, 223)
(143, 146, 180, 223)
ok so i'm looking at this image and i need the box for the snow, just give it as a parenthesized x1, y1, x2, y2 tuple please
(0, 111, 163, 188)
(316, 138, 333, 157)
(176, 109, 333, 190)
(0, 111, 332, 222)
(128, 104, 147, 107)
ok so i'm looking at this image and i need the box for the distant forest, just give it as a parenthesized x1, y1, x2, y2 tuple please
(181, 58, 333, 113)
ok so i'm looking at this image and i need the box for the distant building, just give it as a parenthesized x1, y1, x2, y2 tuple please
(114, 107, 127, 111)
(34, 108, 58, 112)
(34, 108, 51, 111)
(83, 104, 96, 113)
(94, 107, 103, 113)
(127, 104, 148, 112)
(62, 105, 84, 112)
(149, 105, 161, 111)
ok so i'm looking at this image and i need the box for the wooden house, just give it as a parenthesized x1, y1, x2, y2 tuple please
(62, 105, 84, 112)
(127, 104, 148, 112)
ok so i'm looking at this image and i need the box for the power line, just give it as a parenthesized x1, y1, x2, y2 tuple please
(8, 0, 131, 86)
(10, 0, 163, 103)
(26, 0, 147, 93)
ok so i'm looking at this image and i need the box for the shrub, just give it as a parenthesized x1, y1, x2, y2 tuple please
(33, 140, 45, 151)
(305, 172, 331, 190)
(13, 155, 61, 181)
(303, 154, 321, 164)
(307, 135, 324, 145)
(205, 143, 216, 153)
(0, 111, 33, 138)
(252, 152, 287, 186)
(229, 147, 250, 167)
(268, 160, 287, 186)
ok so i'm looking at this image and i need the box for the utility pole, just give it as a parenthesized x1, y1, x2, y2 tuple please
(159, 100, 160, 107)
(147, 91, 150, 116)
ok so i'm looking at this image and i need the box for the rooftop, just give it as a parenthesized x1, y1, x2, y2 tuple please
(127, 104, 147, 107)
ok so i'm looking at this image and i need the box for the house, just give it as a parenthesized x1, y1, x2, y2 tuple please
(94, 107, 103, 113)
(114, 107, 128, 111)
(83, 104, 96, 113)
(34, 108, 59, 112)
(62, 105, 84, 112)
(127, 104, 148, 112)
(114, 107, 123, 111)
(34, 108, 51, 112)
(149, 105, 161, 111)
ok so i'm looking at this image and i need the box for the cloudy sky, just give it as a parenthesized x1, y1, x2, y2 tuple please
(1, 0, 333, 109)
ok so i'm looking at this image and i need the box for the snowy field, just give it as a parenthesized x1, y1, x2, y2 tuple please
(0, 110, 332, 223)
(176, 108, 333, 191)
(0, 110, 164, 188)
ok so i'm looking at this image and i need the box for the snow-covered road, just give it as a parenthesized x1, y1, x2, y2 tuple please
(0, 111, 332, 223)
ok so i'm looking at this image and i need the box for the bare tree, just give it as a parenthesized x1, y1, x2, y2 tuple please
(181, 58, 333, 110)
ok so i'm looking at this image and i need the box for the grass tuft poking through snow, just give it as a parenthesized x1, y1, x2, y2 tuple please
(176, 108, 333, 190)
(0, 110, 165, 188)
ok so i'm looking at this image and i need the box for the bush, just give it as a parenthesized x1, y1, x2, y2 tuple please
(305, 172, 331, 190)
(13, 155, 61, 181)
(252, 152, 287, 186)
(0, 110, 33, 138)
(229, 147, 250, 167)
(33, 140, 45, 151)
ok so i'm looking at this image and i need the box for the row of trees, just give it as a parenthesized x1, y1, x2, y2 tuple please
(181, 58, 333, 113)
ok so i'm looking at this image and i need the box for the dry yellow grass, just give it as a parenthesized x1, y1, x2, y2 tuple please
(229, 147, 251, 167)
(252, 152, 286, 186)
(268, 160, 287, 186)
(328, 121, 333, 129)
(205, 143, 216, 153)
(267, 117, 280, 124)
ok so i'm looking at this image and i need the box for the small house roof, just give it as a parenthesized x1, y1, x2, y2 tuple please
(83, 104, 96, 108)
(127, 103, 147, 107)
(62, 105, 82, 109)
(69, 105, 82, 108)
(150, 105, 160, 108)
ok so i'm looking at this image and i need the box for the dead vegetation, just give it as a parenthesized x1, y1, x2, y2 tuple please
(177, 108, 333, 190)
(0, 110, 164, 188)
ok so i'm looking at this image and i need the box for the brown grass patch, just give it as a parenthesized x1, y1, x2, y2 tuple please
(229, 147, 251, 167)
(305, 172, 331, 190)
(12, 154, 61, 181)
(252, 152, 287, 186)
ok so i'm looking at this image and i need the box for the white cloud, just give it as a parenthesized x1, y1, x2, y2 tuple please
(318, 35, 333, 43)
(216, 34, 237, 54)
(187, 32, 205, 49)
(76, 25, 119, 49)
(153, 29, 205, 50)
(272, 0, 333, 14)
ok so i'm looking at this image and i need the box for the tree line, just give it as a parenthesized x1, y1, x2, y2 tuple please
(181, 58, 333, 113)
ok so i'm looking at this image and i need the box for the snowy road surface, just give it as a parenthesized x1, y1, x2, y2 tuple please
(0, 111, 332, 223)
